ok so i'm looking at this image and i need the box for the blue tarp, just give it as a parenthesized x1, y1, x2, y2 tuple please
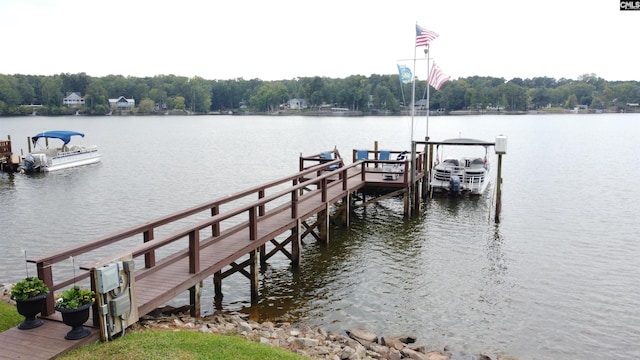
(32, 130, 85, 145)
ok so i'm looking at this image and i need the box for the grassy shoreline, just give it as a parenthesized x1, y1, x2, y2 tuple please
(0, 301, 307, 360)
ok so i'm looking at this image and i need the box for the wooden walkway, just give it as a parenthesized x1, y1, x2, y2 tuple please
(0, 149, 426, 359)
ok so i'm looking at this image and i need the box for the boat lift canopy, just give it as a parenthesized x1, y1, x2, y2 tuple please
(32, 130, 85, 146)
(425, 138, 495, 147)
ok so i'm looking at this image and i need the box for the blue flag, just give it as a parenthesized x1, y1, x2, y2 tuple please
(397, 64, 412, 84)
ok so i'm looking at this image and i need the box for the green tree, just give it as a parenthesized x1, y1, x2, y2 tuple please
(249, 82, 288, 112)
(41, 76, 63, 107)
(174, 96, 186, 110)
(0, 75, 23, 107)
(137, 98, 155, 114)
(85, 78, 109, 112)
(499, 81, 528, 111)
(565, 94, 578, 108)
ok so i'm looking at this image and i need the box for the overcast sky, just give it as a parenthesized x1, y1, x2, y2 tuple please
(1, 0, 637, 82)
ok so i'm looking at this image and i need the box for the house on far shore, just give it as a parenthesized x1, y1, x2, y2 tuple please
(108, 96, 135, 111)
(63, 92, 85, 107)
(287, 98, 308, 110)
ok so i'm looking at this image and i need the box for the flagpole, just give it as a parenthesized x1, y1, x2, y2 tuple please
(425, 44, 430, 141)
(411, 39, 417, 142)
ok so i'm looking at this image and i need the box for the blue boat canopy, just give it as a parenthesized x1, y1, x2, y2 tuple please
(32, 130, 85, 145)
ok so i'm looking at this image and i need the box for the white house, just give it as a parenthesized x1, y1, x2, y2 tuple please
(287, 98, 308, 110)
(108, 96, 135, 111)
(62, 92, 85, 107)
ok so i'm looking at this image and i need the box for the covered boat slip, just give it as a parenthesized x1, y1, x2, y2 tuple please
(425, 138, 495, 195)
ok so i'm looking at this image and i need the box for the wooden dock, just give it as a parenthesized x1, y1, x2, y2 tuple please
(0, 148, 427, 359)
(0, 136, 21, 173)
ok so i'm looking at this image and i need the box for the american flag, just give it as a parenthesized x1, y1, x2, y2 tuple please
(428, 62, 451, 90)
(416, 24, 439, 47)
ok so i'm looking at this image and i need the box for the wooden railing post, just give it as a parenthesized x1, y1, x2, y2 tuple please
(143, 228, 155, 269)
(321, 177, 328, 202)
(258, 189, 265, 216)
(342, 168, 348, 190)
(211, 205, 220, 237)
(291, 189, 298, 218)
(37, 262, 55, 315)
(189, 230, 199, 273)
(249, 207, 257, 240)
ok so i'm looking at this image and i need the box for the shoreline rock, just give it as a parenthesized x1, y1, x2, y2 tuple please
(137, 305, 517, 360)
(3, 284, 517, 360)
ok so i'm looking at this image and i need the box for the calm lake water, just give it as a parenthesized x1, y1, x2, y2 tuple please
(1, 114, 639, 359)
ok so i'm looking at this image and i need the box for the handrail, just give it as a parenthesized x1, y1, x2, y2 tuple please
(37, 160, 355, 272)
(82, 162, 363, 272)
(31, 158, 355, 315)
(27, 158, 344, 265)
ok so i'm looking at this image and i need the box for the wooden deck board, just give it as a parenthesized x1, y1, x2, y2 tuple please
(0, 319, 99, 359)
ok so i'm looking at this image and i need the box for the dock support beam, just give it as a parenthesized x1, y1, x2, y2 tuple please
(249, 249, 259, 303)
(189, 281, 202, 317)
(343, 194, 350, 227)
(214, 271, 223, 310)
(403, 189, 410, 217)
(291, 220, 301, 267)
(318, 204, 330, 245)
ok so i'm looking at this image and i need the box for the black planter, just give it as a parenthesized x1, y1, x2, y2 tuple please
(15, 294, 48, 330)
(56, 302, 93, 340)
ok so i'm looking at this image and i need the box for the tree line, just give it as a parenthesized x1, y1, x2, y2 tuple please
(0, 72, 639, 116)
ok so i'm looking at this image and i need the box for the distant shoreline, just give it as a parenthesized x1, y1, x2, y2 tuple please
(4, 108, 636, 117)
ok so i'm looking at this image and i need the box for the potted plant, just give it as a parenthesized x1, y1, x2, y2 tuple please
(55, 286, 96, 340)
(10, 277, 50, 330)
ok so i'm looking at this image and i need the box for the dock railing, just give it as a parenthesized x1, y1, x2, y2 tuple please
(351, 149, 425, 183)
(28, 156, 357, 316)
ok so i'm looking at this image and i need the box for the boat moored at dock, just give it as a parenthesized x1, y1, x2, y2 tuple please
(428, 138, 494, 196)
(20, 130, 101, 173)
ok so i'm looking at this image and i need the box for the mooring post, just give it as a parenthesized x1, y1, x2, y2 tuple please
(422, 141, 431, 199)
(411, 141, 421, 212)
(494, 135, 507, 224)
(495, 154, 503, 223)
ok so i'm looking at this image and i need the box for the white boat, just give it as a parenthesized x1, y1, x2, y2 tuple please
(20, 130, 101, 173)
(429, 138, 492, 195)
